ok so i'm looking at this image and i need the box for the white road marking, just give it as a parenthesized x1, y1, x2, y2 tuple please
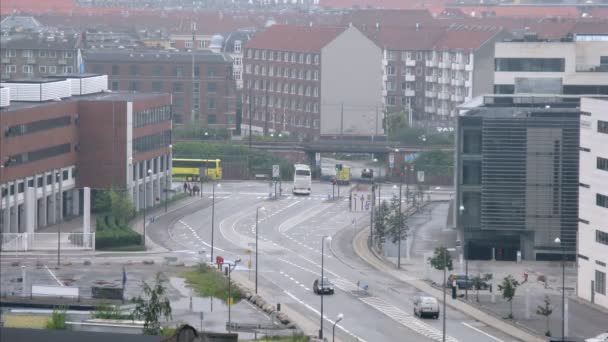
(462, 322, 505, 342)
(178, 220, 226, 253)
(284, 290, 367, 342)
(44, 265, 64, 287)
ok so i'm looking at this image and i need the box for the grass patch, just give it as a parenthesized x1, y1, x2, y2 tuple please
(3, 315, 49, 329)
(182, 264, 242, 303)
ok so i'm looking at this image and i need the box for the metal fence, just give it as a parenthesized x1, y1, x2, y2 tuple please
(0, 232, 95, 252)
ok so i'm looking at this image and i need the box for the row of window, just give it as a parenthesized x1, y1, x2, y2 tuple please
(103, 64, 223, 78)
(246, 95, 320, 113)
(384, 50, 471, 64)
(133, 131, 171, 153)
(0, 168, 75, 198)
(2, 49, 73, 58)
(3, 65, 73, 74)
(494, 58, 566, 72)
(132, 155, 169, 181)
(4, 144, 72, 167)
(134, 106, 171, 128)
(245, 111, 320, 129)
(246, 49, 320, 65)
(244, 64, 320, 80)
(247, 79, 320, 97)
(4, 116, 72, 137)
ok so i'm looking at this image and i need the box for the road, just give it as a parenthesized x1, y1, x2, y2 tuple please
(151, 180, 520, 342)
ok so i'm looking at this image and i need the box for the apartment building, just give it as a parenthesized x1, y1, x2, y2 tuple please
(221, 31, 253, 89)
(0, 31, 82, 80)
(370, 25, 507, 123)
(242, 24, 383, 140)
(577, 97, 608, 309)
(85, 50, 236, 128)
(455, 95, 581, 261)
(494, 33, 608, 95)
(0, 75, 172, 234)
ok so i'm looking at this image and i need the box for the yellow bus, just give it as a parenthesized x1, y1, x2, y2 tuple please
(172, 158, 222, 181)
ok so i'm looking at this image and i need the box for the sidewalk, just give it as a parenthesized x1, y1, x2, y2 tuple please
(353, 227, 546, 342)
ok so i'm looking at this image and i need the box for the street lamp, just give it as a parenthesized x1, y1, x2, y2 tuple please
(442, 247, 456, 342)
(224, 258, 241, 331)
(56, 171, 61, 266)
(555, 237, 566, 340)
(165, 145, 172, 213)
(333, 313, 344, 342)
(397, 171, 403, 269)
(142, 168, 152, 248)
(255, 206, 265, 294)
(458, 205, 468, 301)
(210, 183, 221, 262)
(319, 235, 332, 340)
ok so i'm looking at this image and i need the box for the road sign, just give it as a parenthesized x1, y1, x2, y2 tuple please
(315, 152, 321, 166)
(389, 153, 395, 168)
(404, 153, 419, 162)
(417, 171, 425, 183)
(272, 165, 280, 178)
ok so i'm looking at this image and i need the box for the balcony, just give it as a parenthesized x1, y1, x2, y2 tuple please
(425, 106, 436, 114)
(438, 61, 450, 69)
(404, 74, 415, 82)
(58, 59, 67, 65)
(438, 76, 450, 84)
(403, 89, 415, 97)
(465, 64, 473, 71)
(437, 91, 450, 100)
(451, 94, 464, 102)
(26, 58, 36, 64)
(465, 80, 472, 88)
(1, 57, 10, 63)
(451, 79, 464, 86)
(425, 74, 437, 83)
(437, 108, 449, 116)
(451, 62, 464, 71)
(425, 91, 436, 98)
(425, 59, 437, 68)
(405, 58, 416, 67)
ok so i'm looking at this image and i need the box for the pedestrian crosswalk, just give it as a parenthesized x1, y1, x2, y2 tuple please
(359, 296, 459, 342)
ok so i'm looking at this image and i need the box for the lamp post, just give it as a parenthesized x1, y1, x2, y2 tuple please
(333, 313, 344, 342)
(210, 183, 220, 263)
(555, 237, 566, 340)
(165, 145, 172, 213)
(143, 169, 152, 248)
(397, 171, 403, 269)
(442, 247, 456, 342)
(459, 204, 468, 301)
(224, 258, 241, 332)
(319, 235, 332, 340)
(56, 171, 61, 266)
(255, 206, 265, 294)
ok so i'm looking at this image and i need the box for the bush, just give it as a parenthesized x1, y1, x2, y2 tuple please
(95, 226, 141, 250)
(93, 304, 133, 320)
(182, 264, 243, 303)
(46, 307, 67, 330)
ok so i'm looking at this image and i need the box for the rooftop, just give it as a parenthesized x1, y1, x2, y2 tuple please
(84, 49, 232, 63)
(244, 24, 345, 53)
(0, 31, 81, 50)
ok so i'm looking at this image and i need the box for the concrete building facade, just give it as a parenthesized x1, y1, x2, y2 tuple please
(577, 97, 608, 309)
(0, 76, 172, 234)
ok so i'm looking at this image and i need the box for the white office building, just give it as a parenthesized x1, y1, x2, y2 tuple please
(577, 97, 608, 309)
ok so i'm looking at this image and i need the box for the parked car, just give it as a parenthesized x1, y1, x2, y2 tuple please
(447, 274, 491, 290)
(361, 168, 374, 180)
(586, 333, 608, 342)
(413, 296, 440, 319)
(313, 277, 335, 295)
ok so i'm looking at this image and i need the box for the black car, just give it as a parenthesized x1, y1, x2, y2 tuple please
(313, 277, 335, 295)
(361, 168, 374, 179)
(447, 274, 491, 290)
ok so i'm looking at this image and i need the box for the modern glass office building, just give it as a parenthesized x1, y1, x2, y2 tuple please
(455, 95, 580, 261)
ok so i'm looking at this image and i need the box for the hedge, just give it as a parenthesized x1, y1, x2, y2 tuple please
(95, 215, 141, 250)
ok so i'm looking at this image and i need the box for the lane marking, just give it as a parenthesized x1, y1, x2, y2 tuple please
(44, 265, 64, 287)
(462, 322, 505, 342)
(284, 290, 367, 342)
(178, 220, 226, 253)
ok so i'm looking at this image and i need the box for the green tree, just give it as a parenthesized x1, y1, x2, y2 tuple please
(536, 295, 553, 337)
(471, 275, 485, 302)
(132, 273, 173, 335)
(374, 200, 390, 244)
(498, 275, 520, 319)
(93, 190, 135, 224)
(387, 195, 408, 244)
(412, 150, 454, 178)
(428, 246, 453, 271)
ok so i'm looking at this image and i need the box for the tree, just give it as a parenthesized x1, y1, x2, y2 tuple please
(428, 247, 453, 271)
(374, 201, 390, 245)
(387, 195, 408, 244)
(498, 275, 520, 319)
(93, 190, 135, 224)
(471, 275, 484, 302)
(536, 295, 553, 337)
(45, 306, 67, 330)
(132, 273, 173, 335)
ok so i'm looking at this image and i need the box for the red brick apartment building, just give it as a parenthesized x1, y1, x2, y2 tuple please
(0, 75, 172, 234)
(85, 50, 237, 128)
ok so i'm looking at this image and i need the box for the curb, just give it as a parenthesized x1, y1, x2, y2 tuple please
(353, 227, 547, 342)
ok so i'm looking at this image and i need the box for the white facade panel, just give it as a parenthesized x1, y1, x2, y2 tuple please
(0, 80, 71, 101)
(0, 87, 10, 107)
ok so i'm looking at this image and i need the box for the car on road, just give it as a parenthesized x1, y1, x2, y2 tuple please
(361, 168, 374, 180)
(313, 277, 335, 295)
(586, 333, 608, 342)
(447, 274, 491, 290)
(413, 296, 440, 319)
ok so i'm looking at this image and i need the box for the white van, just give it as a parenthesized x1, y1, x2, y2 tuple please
(293, 164, 311, 195)
(413, 296, 440, 319)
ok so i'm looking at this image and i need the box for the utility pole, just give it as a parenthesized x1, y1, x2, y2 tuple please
(340, 103, 344, 140)
(397, 172, 403, 269)
(248, 88, 253, 148)
(264, 80, 269, 135)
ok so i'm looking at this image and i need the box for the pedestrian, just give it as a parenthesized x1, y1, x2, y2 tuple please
(183, 182, 188, 194)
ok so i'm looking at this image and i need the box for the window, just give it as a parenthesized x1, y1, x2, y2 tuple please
(597, 230, 608, 245)
(233, 57, 241, 66)
(208, 98, 216, 110)
(596, 270, 606, 295)
(22, 65, 33, 74)
(599, 120, 608, 134)
(598, 157, 608, 172)
(64, 51, 73, 58)
(129, 81, 139, 91)
(132, 131, 171, 153)
(4, 65, 16, 73)
(112, 65, 119, 75)
(151, 81, 162, 92)
(174, 66, 184, 77)
(22, 50, 33, 58)
(4, 116, 71, 137)
(5, 49, 16, 57)
(601, 56, 608, 65)
(5, 144, 71, 167)
(386, 65, 395, 76)
(598, 193, 608, 208)
(38, 66, 47, 73)
(494, 58, 565, 72)
(234, 40, 241, 53)
(111, 81, 119, 90)
(63, 66, 73, 73)
(207, 66, 217, 77)
(185, 40, 193, 48)
(151, 65, 163, 76)
(48, 50, 56, 58)
(129, 65, 139, 75)
(314, 54, 319, 65)
(39, 50, 46, 57)
(172, 82, 183, 93)
(207, 82, 217, 93)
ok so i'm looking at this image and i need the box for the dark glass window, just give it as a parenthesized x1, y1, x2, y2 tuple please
(494, 84, 515, 94)
(37, 177, 43, 187)
(599, 120, 608, 134)
(601, 56, 608, 65)
(172, 82, 183, 93)
(598, 157, 608, 172)
(129, 81, 139, 91)
(597, 193, 608, 208)
(152, 81, 162, 92)
(462, 160, 481, 185)
(129, 65, 139, 75)
(596, 270, 606, 295)
(5, 116, 71, 137)
(495, 58, 565, 72)
(597, 230, 608, 246)
(207, 66, 217, 77)
(133, 131, 171, 153)
(111, 81, 119, 91)
(63, 170, 69, 180)
(462, 130, 482, 154)
(91, 64, 103, 73)
(112, 65, 119, 75)
(207, 82, 217, 93)
(6, 144, 71, 167)
(151, 65, 163, 76)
